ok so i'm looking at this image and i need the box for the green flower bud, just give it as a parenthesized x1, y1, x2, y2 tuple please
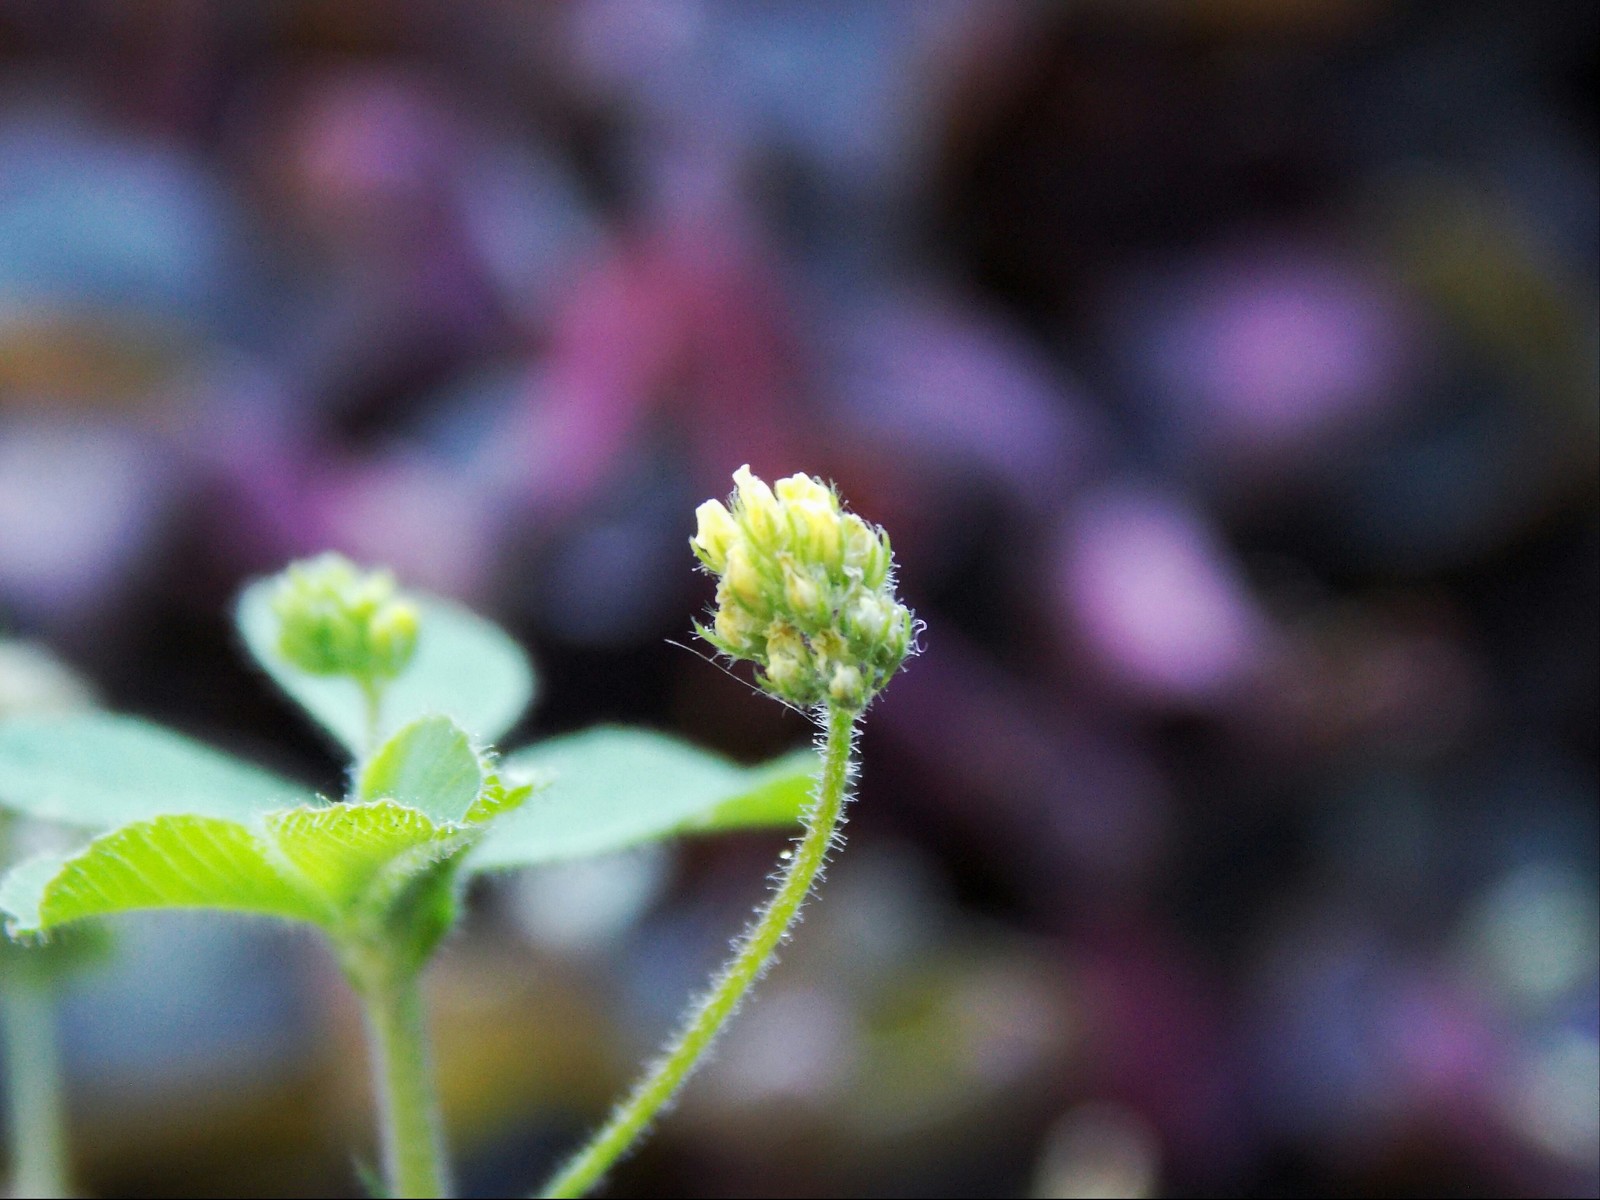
(691, 466, 916, 711)
(271, 553, 421, 684)
(713, 594, 763, 656)
(732, 465, 783, 550)
(828, 664, 864, 706)
(764, 621, 811, 692)
(782, 562, 826, 622)
(724, 543, 765, 609)
(847, 593, 892, 645)
(367, 602, 420, 678)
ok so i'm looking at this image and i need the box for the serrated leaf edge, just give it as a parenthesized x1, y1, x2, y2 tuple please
(2, 798, 493, 940)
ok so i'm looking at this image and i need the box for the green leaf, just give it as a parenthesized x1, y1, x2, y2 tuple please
(0, 713, 312, 829)
(0, 852, 72, 935)
(236, 579, 535, 757)
(463, 776, 533, 825)
(0, 921, 110, 982)
(267, 802, 458, 913)
(678, 748, 819, 831)
(356, 717, 483, 824)
(466, 728, 816, 873)
(1, 816, 324, 935)
(0, 801, 477, 939)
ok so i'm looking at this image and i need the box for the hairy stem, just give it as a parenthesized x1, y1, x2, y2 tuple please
(540, 704, 858, 1199)
(359, 966, 448, 1199)
(2, 982, 71, 1199)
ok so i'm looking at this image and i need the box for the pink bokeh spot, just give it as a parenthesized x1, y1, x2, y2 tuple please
(1125, 243, 1423, 480)
(1059, 487, 1271, 705)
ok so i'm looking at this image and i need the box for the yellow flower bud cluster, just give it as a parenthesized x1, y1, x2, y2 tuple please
(691, 466, 915, 710)
(271, 553, 420, 683)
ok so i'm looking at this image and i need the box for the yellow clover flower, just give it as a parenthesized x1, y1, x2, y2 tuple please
(691, 466, 915, 710)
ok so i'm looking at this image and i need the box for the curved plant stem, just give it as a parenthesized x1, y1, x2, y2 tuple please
(2, 982, 72, 1199)
(360, 967, 448, 1199)
(540, 704, 857, 1199)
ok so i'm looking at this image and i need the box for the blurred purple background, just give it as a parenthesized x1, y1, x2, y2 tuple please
(0, 2, 1595, 1197)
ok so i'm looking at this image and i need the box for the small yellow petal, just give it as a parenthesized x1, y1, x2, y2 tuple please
(775, 473, 833, 509)
(733, 465, 783, 548)
(691, 499, 738, 571)
(724, 544, 764, 606)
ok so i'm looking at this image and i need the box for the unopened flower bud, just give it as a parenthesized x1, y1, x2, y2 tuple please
(691, 466, 916, 711)
(774, 473, 833, 508)
(724, 543, 765, 609)
(368, 603, 420, 678)
(764, 623, 810, 692)
(732, 465, 783, 549)
(828, 664, 864, 705)
(714, 595, 761, 654)
(271, 553, 420, 683)
(849, 593, 892, 644)
(783, 564, 824, 620)
(691, 499, 739, 573)
(790, 499, 841, 566)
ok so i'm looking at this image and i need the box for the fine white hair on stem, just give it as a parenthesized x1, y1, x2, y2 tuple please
(538, 706, 859, 1198)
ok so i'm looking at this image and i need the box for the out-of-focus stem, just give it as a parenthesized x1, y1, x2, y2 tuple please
(360, 679, 384, 757)
(358, 966, 448, 1199)
(2, 982, 72, 1199)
